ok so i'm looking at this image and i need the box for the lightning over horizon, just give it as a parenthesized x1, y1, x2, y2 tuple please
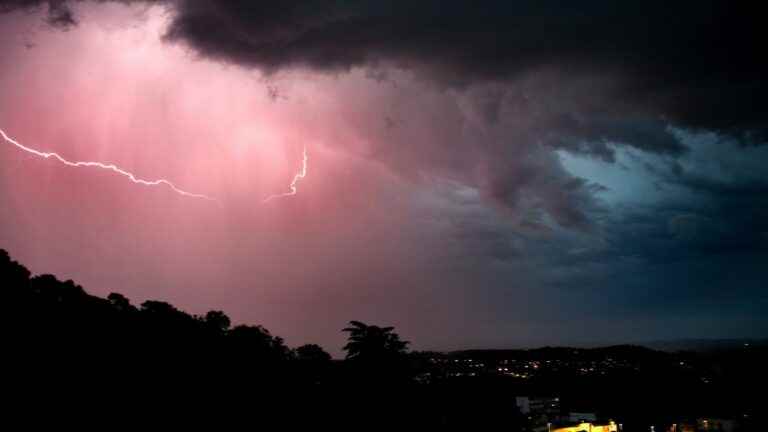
(263, 146, 308, 203)
(0, 127, 219, 203)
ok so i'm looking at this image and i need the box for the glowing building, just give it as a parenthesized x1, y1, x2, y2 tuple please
(552, 421, 619, 432)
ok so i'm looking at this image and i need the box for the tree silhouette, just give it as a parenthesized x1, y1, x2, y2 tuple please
(293, 344, 332, 384)
(228, 324, 291, 363)
(1, 249, 30, 291)
(342, 320, 410, 362)
(203, 310, 231, 333)
(295, 344, 332, 363)
(107, 292, 134, 312)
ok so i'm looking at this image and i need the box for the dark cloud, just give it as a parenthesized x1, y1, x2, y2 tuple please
(161, 1, 766, 141)
(46, 0, 76, 27)
(4, 0, 766, 231)
(544, 116, 685, 160)
(3, 1, 767, 142)
(1, 0, 77, 27)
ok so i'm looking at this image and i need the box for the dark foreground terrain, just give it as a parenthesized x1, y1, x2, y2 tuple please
(2, 249, 765, 430)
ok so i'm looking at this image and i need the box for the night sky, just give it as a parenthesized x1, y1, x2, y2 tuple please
(0, 1, 766, 351)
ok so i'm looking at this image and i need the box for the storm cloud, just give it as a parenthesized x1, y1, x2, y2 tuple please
(4, 0, 767, 223)
(5, 1, 768, 134)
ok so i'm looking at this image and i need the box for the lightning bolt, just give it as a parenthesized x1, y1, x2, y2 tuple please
(1, 127, 218, 203)
(263, 145, 307, 203)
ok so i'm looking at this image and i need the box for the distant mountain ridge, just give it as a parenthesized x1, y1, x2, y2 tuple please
(439, 339, 768, 357)
(640, 338, 768, 352)
(446, 345, 664, 361)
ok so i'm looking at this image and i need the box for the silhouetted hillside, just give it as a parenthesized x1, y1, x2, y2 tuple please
(0, 248, 523, 427)
(2, 248, 765, 430)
